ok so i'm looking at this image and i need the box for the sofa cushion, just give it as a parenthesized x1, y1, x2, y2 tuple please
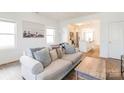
(50, 49, 58, 61)
(62, 52, 82, 64)
(64, 44, 76, 54)
(34, 48, 51, 68)
(37, 59, 72, 80)
(25, 47, 45, 58)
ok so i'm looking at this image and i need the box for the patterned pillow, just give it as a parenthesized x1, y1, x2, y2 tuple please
(34, 48, 51, 68)
(50, 49, 58, 61)
(56, 47, 64, 58)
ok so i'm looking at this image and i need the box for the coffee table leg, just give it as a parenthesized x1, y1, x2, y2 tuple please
(76, 71, 78, 80)
(121, 55, 124, 78)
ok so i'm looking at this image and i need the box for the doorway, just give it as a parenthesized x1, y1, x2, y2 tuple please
(67, 19, 101, 57)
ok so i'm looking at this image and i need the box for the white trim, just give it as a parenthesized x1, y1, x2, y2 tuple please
(0, 18, 16, 24)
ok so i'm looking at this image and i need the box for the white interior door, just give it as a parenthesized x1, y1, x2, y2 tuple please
(109, 22, 124, 59)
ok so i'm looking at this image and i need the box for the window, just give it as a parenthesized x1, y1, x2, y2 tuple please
(84, 30, 94, 42)
(0, 20, 16, 49)
(46, 28, 55, 44)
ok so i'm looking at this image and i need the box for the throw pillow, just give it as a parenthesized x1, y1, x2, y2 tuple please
(34, 48, 51, 68)
(64, 44, 76, 54)
(56, 47, 64, 58)
(25, 47, 45, 58)
(50, 49, 58, 61)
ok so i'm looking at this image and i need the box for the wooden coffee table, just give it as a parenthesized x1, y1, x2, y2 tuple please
(75, 57, 106, 80)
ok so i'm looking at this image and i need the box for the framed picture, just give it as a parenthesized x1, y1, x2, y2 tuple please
(69, 32, 74, 40)
(23, 21, 45, 38)
(69, 32, 75, 45)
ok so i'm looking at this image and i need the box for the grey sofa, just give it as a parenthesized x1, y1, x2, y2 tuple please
(20, 46, 83, 80)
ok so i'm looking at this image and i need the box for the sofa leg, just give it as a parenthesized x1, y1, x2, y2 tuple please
(22, 76, 26, 80)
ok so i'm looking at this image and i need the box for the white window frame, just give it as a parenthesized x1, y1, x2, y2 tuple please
(0, 19, 16, 50)
(46, 27, 56, 44)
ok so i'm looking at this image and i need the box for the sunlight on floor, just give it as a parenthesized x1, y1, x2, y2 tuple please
(0, 62, 22, 80)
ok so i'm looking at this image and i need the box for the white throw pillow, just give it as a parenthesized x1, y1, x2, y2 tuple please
(50, 49, 58, 61)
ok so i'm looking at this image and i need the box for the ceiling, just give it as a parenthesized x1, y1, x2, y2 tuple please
(37, 12, 97, 21)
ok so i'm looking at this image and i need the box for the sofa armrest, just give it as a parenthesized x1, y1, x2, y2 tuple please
(20, 56, 44, 75)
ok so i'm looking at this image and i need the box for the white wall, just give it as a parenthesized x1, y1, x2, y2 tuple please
(0, 12, 59, 65)
(93, 20, 100, 46)
(59, 13, 124, 58)
(100, 13, 124, 58)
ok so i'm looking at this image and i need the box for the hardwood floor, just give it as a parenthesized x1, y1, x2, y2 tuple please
(0, 62, 21, 80)
(85, 48, 99, 58)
